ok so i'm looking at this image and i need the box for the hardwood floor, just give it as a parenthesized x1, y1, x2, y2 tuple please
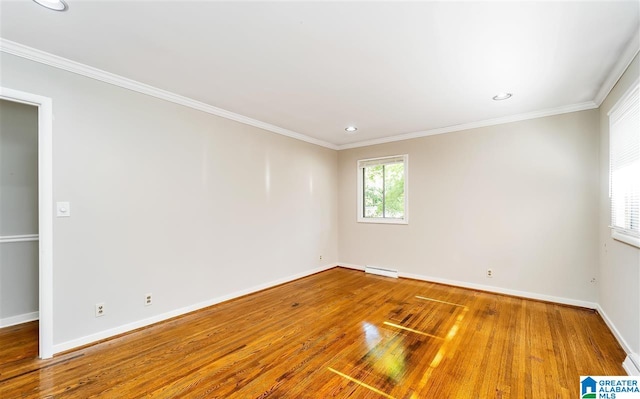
(0, 321, 38, 370)
(0, 267, 626, 398)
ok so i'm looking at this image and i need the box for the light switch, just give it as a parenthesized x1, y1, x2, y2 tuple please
(56, 202, 71, 217)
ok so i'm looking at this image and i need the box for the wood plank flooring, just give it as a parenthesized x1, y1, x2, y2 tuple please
(0, 267, 626, 398)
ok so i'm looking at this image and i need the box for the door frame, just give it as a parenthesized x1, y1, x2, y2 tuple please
(1, 87, 54, 359)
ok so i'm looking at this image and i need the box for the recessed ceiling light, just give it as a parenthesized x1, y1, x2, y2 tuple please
(493, 93, 513, 101)
(345, 126, 358, 133)
(32, 0, 68, 11)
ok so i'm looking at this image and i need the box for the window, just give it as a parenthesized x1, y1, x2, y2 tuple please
(357, 155, 408, 224)
(609, 82, 640, 248)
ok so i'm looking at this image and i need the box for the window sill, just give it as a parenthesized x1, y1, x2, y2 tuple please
(357, 217, 408, 225)
(611, 230, 640, 249)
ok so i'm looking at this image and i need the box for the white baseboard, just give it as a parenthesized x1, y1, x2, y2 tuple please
(623, 355, 640, 376)
(53, 262, 338, 354)
(49, 261, 634, 375)
(338, 263, 365, 271)
(597, 304, 635, 356)
(339, 263, 597, 308)
(398, 271, 597, 308)
(0, 311, 39, 328)
(598, 304, 640, 376)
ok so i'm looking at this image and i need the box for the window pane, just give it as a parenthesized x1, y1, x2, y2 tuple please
(612, 160, 640, 231)
(364, 165, 384, 218)
(384, 163, 405, 218)
(610, 84, 640, 239)
(358, 155, 408, 224)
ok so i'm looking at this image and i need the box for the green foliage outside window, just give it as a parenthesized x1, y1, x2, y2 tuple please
(363, 162, 405, 218)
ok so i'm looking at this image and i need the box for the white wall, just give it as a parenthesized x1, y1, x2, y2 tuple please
(1, 45, 635, 363)
(0, 53, 338, 349)
(338, 110, 600, 305)
(0, 241, 39, 324)
(0, 99, 39, 325)
(0, 100, 38, 235)
(598, 53, 640, 363)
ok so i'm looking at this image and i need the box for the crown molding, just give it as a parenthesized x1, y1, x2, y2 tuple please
(2, 37, 629, 152)
(594, 32, 640, 107)
(337, 101, 598, 150)
(0, 38, 339, 150)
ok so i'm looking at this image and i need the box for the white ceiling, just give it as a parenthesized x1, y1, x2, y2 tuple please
(1, 1, 639, 149)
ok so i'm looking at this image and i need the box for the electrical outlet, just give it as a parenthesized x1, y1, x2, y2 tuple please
(590, 278, 597, 284)
(145, 293, 153, 306)
(319, 255, 323, 261)
(95, 302, 105, 317)
(486, 269, 493, 278)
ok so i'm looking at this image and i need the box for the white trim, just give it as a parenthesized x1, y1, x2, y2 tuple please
(338, 101, 598, 150)
(357, 218, 409, 225)
(607, 78, 640, 117)
(357, 154, 409, 224)
(0, 234, 39, 243)
(338, 263, 366, 271)
(0, 87, 54, 359)
(0, 39, 612, 152)
(336, 35, 637, 150)
(597, 304, 638, 369)
(608, 80, 640, 247)
(0, 39, 338, 151)
(52, 262, 339, 354)
(338, 263, 597, 308)
(611, 230, 640, 249)
(0, 311, 39, 328)
(595, 35, 640, 107)
(398, 271, 597, 308)
(623, 355, 640, 376)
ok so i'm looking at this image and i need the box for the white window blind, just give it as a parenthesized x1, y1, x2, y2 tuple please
(609, 82, 640, 247)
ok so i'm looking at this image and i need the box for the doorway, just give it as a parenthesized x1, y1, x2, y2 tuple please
(0, 87, 54, 359)
(0, 98, 39, 327)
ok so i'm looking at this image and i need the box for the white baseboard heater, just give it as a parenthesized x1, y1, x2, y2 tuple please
(365, 265, 399, 278)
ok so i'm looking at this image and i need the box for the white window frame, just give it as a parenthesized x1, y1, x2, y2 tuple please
(357, 154, 408, 224)
(608, 79, 640, 248)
